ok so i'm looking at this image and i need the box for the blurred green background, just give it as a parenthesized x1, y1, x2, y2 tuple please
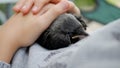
(74, 0, 96, 11)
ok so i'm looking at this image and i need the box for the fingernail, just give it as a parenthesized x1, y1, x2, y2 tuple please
(13, 6, 20, 12)
(32, 6, 38, 12)
(60, 1, 69, 10)
(15, 5, 20, 9)
(14, 5, 21, 10)
(22, 5, 27, 11)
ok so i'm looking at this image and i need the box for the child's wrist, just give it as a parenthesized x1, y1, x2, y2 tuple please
(0, 29, 20, 63)
(0, 42, 19, 63)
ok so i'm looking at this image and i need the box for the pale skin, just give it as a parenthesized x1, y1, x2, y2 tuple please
(13, 0, 62, 14)
(0, 0, 80, 64)
(13, 0, 80, 15)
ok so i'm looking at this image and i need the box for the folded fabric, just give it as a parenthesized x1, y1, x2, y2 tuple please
(8, 19, 120, 68)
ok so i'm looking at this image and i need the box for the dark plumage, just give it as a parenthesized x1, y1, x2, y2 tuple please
(36, 13, 88, 50)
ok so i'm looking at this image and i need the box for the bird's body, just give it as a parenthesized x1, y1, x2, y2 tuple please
(36, 13, 88, 50)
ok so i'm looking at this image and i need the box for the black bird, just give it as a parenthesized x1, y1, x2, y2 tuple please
(36, 13, 88, 50)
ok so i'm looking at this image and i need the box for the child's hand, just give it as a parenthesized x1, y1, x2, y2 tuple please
(0, 0, 70, 63)
(13, 0, 62, 14)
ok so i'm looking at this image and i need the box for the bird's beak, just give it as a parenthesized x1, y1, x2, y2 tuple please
(72, 33, 88, 40)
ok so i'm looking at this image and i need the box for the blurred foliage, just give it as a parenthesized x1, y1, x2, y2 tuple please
(0, 4, 6, 12)
(0, 4, 6, 25)
(0, 21, 2, 25)
(106, 0, 120, 8)
(74, 0, 95, 7)
(74, 0, 120, 11)
(74, 0, 96, 11)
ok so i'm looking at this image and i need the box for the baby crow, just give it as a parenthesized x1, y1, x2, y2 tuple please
(36, 13, 88, 50)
